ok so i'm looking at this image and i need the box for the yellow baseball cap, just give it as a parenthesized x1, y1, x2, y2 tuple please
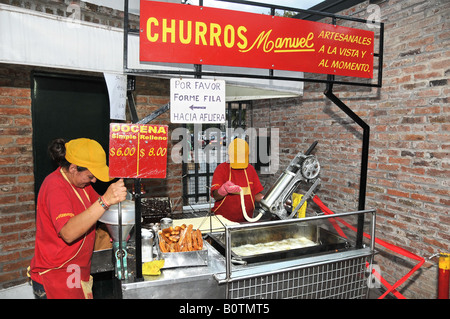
(65, 138, 112, 182)
(228, 138, 249, 169)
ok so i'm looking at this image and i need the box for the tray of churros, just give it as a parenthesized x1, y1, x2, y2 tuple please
(158, 224, 208, 268)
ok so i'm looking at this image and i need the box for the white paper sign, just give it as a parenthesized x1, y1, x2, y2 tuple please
(170, 78, 226, 123)
(104, 73, 127, 120)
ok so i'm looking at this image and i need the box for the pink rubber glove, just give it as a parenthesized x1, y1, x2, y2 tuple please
(217, 181, 241, 197)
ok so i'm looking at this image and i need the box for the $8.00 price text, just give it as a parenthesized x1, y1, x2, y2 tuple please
(109, 146, 167, 157)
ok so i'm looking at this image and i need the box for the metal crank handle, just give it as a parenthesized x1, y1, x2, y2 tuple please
(305, 141, 318, 155)
(288, 178, 321, 219)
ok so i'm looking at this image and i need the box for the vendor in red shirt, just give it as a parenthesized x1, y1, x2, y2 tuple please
(211, 138, 264, 223)
(29, 138, 127, 299)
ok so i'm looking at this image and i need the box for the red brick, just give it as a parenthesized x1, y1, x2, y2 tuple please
(410, 193, 436, 203)
(389, 157, 411, 165)
(387, 189, 410, 198)
(1, 221, 35, 234)
(0, 87, 29, 97)
(0, 97, 13, 105)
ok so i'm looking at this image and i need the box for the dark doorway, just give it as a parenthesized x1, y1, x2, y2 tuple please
(31, 72, 112, 197)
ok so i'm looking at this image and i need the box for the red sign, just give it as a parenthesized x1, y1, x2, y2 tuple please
(109, 123, 168, 178)
(140, 1, 374, 79)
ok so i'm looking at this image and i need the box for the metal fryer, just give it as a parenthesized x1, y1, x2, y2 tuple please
(207, 223, 349, 264)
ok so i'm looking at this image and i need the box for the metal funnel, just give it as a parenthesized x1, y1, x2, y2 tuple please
(105, 224, 134, 243)
(99, 200, 135, 242)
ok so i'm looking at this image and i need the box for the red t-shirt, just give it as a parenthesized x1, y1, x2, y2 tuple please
(30, 168, 98, 297)
(211, 163, 263, 223)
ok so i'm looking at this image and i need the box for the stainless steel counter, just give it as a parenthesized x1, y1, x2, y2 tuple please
(121, 242, 228, 299)
(118, 243, 372, 299)
(94, 209, 376, 299)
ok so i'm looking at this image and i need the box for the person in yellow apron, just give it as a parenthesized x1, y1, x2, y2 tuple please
(28, 138, 127, 299)
(211, 138, 264, 223)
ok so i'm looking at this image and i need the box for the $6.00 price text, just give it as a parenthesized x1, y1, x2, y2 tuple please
(109, 146, 167, 157)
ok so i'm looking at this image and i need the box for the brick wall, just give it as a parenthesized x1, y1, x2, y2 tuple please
(0, 68, 34, 288)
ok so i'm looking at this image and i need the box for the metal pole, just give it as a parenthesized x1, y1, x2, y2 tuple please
(134, 179, 143, 280)
(123, 0, 129, 71)
(118, 202, 125, 280)
(224, 225, 232, 299)
(324, 77, 370, 249)
(225, 226, 232, 281)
